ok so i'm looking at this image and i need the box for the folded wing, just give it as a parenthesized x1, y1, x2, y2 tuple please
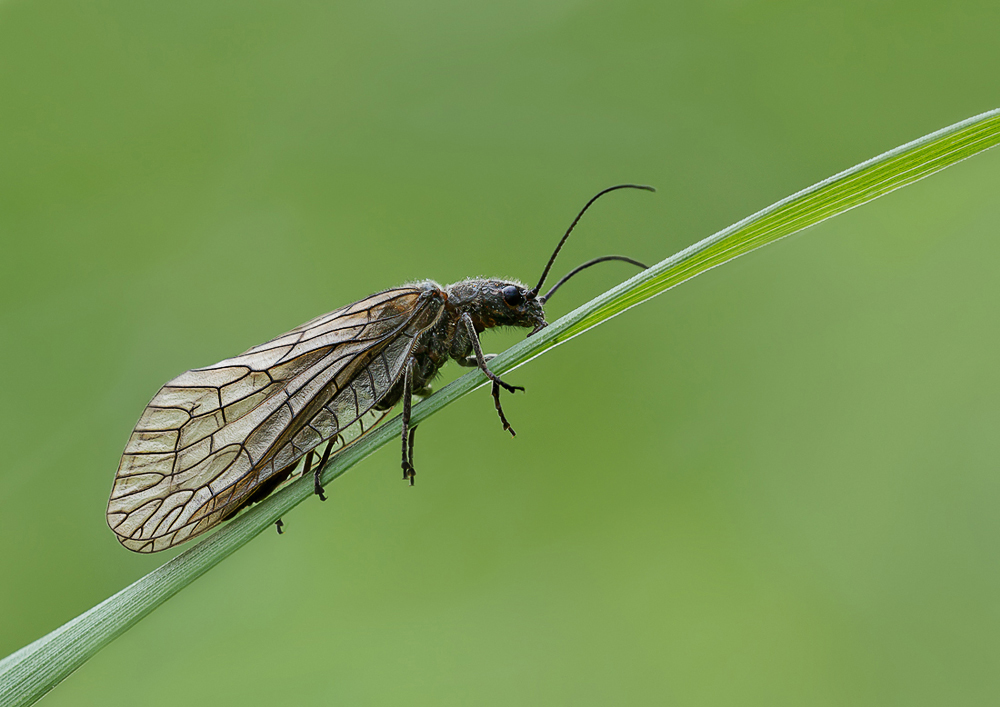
(108, 287, 442, 552)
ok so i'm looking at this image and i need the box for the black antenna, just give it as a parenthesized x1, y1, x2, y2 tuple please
(527, 184, 655, 300)
(539, 255, 648, 304)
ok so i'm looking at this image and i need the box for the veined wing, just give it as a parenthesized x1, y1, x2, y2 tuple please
(107, 286, 445, 553)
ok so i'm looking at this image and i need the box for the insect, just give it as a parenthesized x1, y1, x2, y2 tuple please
(107, 184, 654, 552)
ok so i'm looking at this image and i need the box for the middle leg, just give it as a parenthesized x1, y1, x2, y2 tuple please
(401, 357, 417, 484)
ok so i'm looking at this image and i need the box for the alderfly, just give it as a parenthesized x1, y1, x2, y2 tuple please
(107, 185, 654, 552)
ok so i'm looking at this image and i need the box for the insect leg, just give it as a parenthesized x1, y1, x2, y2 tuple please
(302, 449, 315, 492)
(460, 313, 523, 437)
(490, 381, 517, 436)
(401, 357, 416, 484)
(314, 439, 334, 501)
(275, 519, 284, 535)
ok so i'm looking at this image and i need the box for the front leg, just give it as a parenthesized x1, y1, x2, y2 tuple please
(459, 313, 524, 437)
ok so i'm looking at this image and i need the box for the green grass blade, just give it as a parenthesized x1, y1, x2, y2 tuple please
(2, 107, 998, 707)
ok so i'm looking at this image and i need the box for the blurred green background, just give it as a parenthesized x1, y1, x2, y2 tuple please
(2, 1, 1000, 704)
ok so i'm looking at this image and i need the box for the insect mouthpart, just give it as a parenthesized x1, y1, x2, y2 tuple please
(528, 320, 548, 336)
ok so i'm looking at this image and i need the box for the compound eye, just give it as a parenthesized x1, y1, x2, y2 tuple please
(502, 285, 524, 307)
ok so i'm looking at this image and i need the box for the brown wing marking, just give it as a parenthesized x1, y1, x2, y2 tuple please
(108, 287, 442, 552)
